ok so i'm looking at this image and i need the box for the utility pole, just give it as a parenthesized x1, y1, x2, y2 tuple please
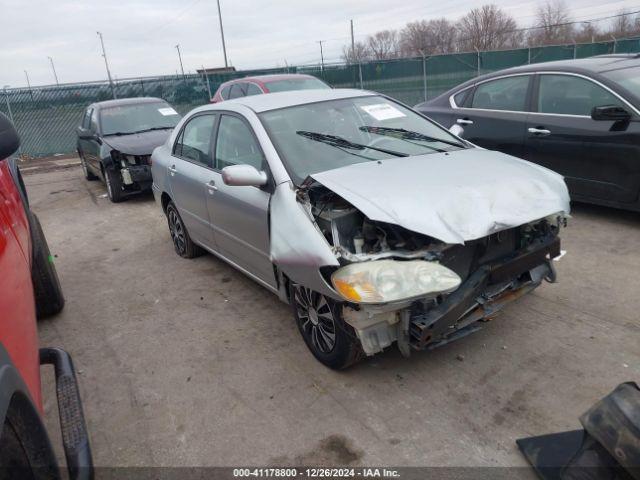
(175, 44, 185, 78)
(350, 20, 355, 55)
(47, 56, 59, 86)
(318, 40, 325, 72)
(24, 70, 33, 100)
(97, 31, 116, 99)
(216, 0, 229, 68)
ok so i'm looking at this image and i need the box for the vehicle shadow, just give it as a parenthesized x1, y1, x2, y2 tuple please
(570, 201, 640, 226)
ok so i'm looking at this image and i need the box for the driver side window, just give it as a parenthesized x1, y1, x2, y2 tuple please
(174, 114, 216, 167)
(215, 115, 264, 170)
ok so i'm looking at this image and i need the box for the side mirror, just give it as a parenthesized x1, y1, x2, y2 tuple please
(591, 105, 632, 122)
(449, 124, 464, 137)
(76, 127, 95, 140)
(0, 113, 20, 160)
(221, 164, 268, 187)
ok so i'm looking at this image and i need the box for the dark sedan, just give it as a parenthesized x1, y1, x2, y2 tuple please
(416, 54, 640, 211)
(76, 97, 181, 202)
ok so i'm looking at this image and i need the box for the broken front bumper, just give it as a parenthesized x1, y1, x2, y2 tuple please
(344, 237, 561, 356)
(120, 164, 152, 189)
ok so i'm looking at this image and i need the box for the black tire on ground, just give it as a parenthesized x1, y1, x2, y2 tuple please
(290, 283, 364, 369)
(166, 201, 204, 259)
(79, 151, 97, 180)
(104, 166, 123, 203)
(30, 213, 65, 319)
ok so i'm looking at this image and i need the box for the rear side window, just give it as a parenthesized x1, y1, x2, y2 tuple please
(453, 89, 470, 107)
(246, 83, 263, 96)
(81, 108, 92, 128)
(227, 84, 246, 99)
(220, 85, 232, 100)
(471, 76, 530, 112)
(215, 115, 263, 170)
(537, 74, 624, 116)
(174, 114, 216, 166)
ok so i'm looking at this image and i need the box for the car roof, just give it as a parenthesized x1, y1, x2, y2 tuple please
(490, 54, 640, 76)
(91, 97, 166, 109)
(206, 88, 376, 113)
(218, 74, 322, 91)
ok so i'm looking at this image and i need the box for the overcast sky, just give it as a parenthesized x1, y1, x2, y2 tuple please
(1, 0, 637, 87)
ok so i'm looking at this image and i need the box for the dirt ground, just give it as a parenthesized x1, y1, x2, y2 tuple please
(23, 160, 640, 468)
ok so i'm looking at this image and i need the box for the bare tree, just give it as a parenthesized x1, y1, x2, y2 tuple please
(574, 21, 600, 43)
(529, 0, 574, 46)
(610, 9, 640, 38)
(399, 18, 458, 56)
(457, 4, 523, 51)
(367, 30, 399, 60)
(342, 41, 370, 64)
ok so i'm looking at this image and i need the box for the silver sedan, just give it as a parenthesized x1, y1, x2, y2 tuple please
(151, 89, 569, 369)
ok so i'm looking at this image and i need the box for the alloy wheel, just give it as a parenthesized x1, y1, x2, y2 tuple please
(168, 208, 186, 255)
(294, 286, 337, 354)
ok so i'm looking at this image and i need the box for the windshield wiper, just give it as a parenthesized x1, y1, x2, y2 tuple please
(297, 131, 408, 157)
(130, 126, 175, 134)
(360, 126, 466, 150)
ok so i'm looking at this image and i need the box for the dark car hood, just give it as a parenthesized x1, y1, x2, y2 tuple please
(102, 129, 172, 155)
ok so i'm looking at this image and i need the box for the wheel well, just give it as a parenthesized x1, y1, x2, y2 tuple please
(161, 192, 172, 213)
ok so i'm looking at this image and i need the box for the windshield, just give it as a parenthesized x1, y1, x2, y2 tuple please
(601, 66, 640, 100)
(259, 95, 466, 184)
(264, 78, 330, 93)
(100, 102, 181, 135)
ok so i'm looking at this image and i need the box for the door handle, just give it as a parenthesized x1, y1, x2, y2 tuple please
(528, 127, 551, 136)
(456, 118, 473, 125)
(205, 180, 218, 194)
(168, 165, 177, 176)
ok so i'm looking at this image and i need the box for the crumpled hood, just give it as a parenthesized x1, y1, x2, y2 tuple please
(103, 129, 172, 155)
(310, 148, 570, 245)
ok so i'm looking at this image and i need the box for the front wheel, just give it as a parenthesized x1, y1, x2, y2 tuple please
(30, 213, 65, 319)
(290, 284, 364, 369)
(104, 166, 123, 203)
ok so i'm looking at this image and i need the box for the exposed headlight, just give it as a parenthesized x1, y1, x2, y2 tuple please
(331, 260, 461, 304)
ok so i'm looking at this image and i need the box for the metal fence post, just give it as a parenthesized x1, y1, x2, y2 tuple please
(358, 62, 363, 89)
(475, 48, 481, 76)
(3, 87, 21, 158)
(421, 53, 427, 102)
(528, 47, 531, 64)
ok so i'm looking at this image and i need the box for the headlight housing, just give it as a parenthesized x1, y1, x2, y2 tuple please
(331, 259, 461, 304)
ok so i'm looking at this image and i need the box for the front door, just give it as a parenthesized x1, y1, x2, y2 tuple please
(206, 113, 275, 288)
(524, 73, 640, 203)
(453, 74, 532, 159)
(168, 113, 218, 249)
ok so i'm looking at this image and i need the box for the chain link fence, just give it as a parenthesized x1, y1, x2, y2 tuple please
(3, 37, 639, 158)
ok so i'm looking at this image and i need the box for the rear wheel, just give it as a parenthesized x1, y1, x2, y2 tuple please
(79, 152, 97, 180)
(104, 166, 123, 203)
(166, 201, 203, 258)
(290, 284, 364, 369)
(30, 213, 65, 319)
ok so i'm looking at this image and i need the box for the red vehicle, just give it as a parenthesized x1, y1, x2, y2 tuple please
(0, 113, 93, 479)
(210, 73, 330, 102)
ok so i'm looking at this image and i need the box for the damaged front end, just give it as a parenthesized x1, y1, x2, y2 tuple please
(291, 181, 566, 357)
(110, 150, 153, 191)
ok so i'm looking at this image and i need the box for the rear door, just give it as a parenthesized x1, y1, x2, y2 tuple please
(453, 74, 532, 159)
(206, 113, 276, 289)
(524, 73, 640, 203)
(168, 113, 218, 249)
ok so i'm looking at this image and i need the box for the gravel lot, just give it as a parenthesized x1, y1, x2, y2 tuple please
(24, 161, 640, 468)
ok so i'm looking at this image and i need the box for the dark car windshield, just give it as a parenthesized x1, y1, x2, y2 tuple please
(260, 95, 466, 184)
(264, 78, 330, 93)
(100, 102, 181, 136)
(601, 66, 640, 100)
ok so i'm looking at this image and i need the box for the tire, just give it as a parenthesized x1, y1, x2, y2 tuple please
(104, 166, 123, 203)
(79, 152, 97, 181)
(166, 201, 203, 259)
(290, 283, 364, 369)
(30, 213, 65, 319)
